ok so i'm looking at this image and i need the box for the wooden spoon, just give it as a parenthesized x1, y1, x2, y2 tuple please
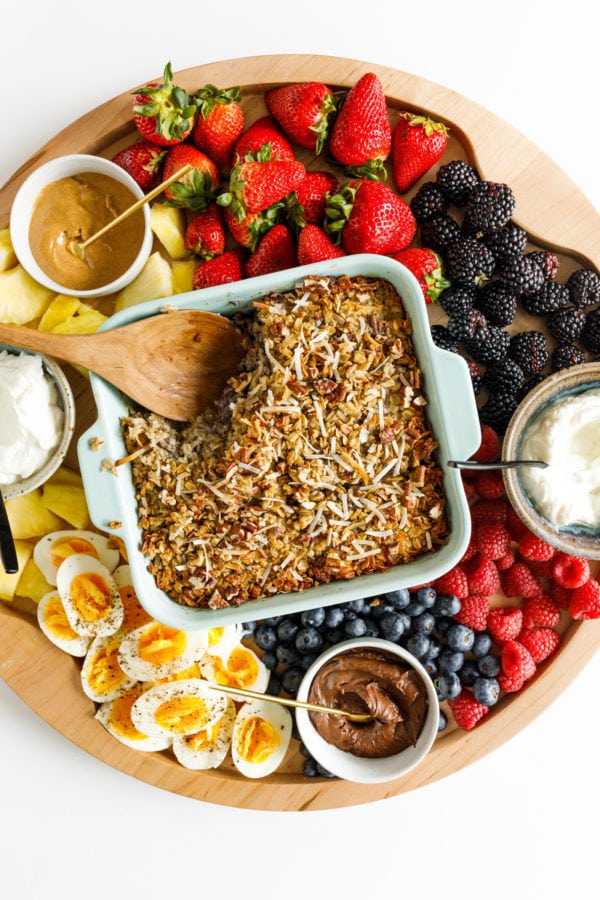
(0, 310, 248, 422)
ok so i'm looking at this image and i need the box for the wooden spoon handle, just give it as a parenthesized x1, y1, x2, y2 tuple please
(0, 322, 121, 373)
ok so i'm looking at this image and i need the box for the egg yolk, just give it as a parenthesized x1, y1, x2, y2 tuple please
(154, 696, 211, 734)
(108, 687, 148, 741)
(119, 585, 152, 632)
(235, 716, 280, 764)
(207, 627, 224, 647)
(85, 636, 129, 696)
(50, 537, 99, 569)
(43, 593, 78, 641)
(138, 623, 187, 666)
(211, 647, 258, 689)
(185, 717, 224, 752)
(156, 662, 202, 685)
(70, 572, 114, 622)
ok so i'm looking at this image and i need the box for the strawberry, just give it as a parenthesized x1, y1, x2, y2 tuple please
(297, 225, 347, 266)
(217, 158, 306, 221)
(569, 578, 600, 620)
(448, 690, 489, 730)
(329, 73, 391, 179)
(224, 204, 283, 251)
(162, 144, 220, 212)
(287, 170, 339, 229)
(112, 140, 166, 191)
(453, 593, 490, 631)
(184, 203, 225, 260)
(391, 113, 449, 193)
(133, 61, 195, 146)
(325, 180, 416, 255)
(390, 247, 450, 304)
(233, 116, 296, 162)
(487, 605, 523, 644)
(191, 84, 245, 174)
(518, 627, 561, 663)
(245, 225, 297, 278)
(192, 247, 246, 290)
(265, 82, 337, 153)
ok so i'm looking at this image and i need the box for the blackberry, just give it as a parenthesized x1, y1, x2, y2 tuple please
(521, 281, 569, 316)
(436, 160, 480, 206)
(519, 372, 547, 399)
(439, 284, 477, 316)
(567, 268, 600, 308)
(527, 250, 559, 281)
(447, 307, 487, 341)
(482, 358, 525, 394)
(444, 237, 495, 287)
(476, 280, 517, 326)
(478, 390, 518, 433)
(410, 182, 449, 222)
(468, 359, 483, 395)
(551, 343, 585, 372)
(497, 254, 545, 295)
(463, 181, 516, 234)
(430, 324, 459, 354)
(581, 307, 600, 353)
(483, 223, 527, 261)
(507, 330, 549, 376)
(547, 306, 585, 343)
(464, 324, 510, 364)
(420, 214, 463, 252)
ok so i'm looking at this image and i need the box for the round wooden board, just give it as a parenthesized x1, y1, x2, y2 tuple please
(1, 54, 599, 812)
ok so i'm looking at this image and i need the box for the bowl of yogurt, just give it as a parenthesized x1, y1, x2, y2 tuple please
(503, 361, 600, 559)
(0, 345, 75, 500)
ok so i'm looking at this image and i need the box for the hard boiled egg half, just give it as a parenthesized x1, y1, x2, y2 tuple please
(57, 553, 123, 638)
(36, 589, 90, 657)
(81, 633, 137, 703)
(172, 698, 236, 770)
(95, 684, 172, 752)
(130, 679, 228, 739)
(117, 620, 208, 682)
(34, 529, 120, 586)
(231, 699, 292, 779)
(200, 643, 269, 694)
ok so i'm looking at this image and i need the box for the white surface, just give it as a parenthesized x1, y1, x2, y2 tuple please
(2, 2, 599, 898)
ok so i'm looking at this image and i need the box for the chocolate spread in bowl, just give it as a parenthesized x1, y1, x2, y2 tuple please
(307, 647, 429, 758)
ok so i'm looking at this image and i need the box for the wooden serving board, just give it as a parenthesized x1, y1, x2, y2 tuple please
(1, 55, 599, 812)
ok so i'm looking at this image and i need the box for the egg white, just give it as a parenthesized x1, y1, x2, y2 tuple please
(56, 553, 123, 638)
(130, 678, 228, 738)
(172, 698, 236, 770)
(200, 643, 269, 694)
(36, 589, 90, 657)
(204, 623, 244, 661)
(95, 684, 172, 752)
(231, 699, 292, 779)
(81, 633, 137, 703)
(34, 529, 120, 585)
(117, 621, 209, 682)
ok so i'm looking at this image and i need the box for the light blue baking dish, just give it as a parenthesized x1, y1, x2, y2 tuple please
(78, 254, 480, 629)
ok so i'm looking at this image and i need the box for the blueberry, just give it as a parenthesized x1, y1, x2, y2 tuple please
(379, 611, 406, 641)
(344, 616, 368, 638)
(458, 661, 480, 687)
(438, 648, 464, 673)
(325, 627, 345, 644)
(437, 671, 462, 700)
(254, 623, 277, 651)
(276, 642, 300, 666)
(267, 673, 282, 695)
(438, 709, 448, 731)
(422, 637, 441, 660)
(295, 626, 323, 653)
(324, 606, 345, 628)
(362, 616, 380, 638)
(316, 762, 337, 778)
(472, 632, 493, 657)
(299, 652, 319, 670)
(433, 594, 462, 617)
(369, 602, 395, 620)
(478, 654, 500, 677)
(261, 650, 278, 671)
(473, 676, 500, 706)
(412, 611, 436, 634)
(446, 623, 475, 653)
(263, 616, 280, 626)
(435, 616, 452, 638)
(241, 619, 257, 637)
(301, 607, 326, 628)
(299, 741, 312, 758)
(423, 659, 438, 677)
(347, 598, 370, 614)
(406, 633, 431, 659)
(281, 665, 305, 696)
(384, 588, 411, 609)
(405, 601, 426, 617)
(303, 758, 318, 777)
(415, 586, 437, 608)
(277, 618, 299, 642)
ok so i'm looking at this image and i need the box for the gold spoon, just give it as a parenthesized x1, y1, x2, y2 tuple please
(208, 682, 373, 723)
(0, 310, 248, 422)
(67, 163, 193, 260)
(447, 459, 548, 471)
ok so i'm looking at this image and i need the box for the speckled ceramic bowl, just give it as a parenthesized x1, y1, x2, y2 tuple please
(0, 345, 76, 500)
(503, 361, 600, 559)
(295, 637, 439, 784)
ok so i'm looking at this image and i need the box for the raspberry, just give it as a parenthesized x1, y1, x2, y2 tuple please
(569, 578, 600, 620)
(527, 558, 556, 579)
(433, 564, 469, 599)
(496, 550, 516, 571)
(518, 531, 557, 562)
(453, 594, 490, 631)
(460, 529, 479, 564)
(498, 671, 526, 693)
(475, 521, 511, 560)
(470, 498, 509, 525)
(487, 605, 523, 644)
(470, 424, 500, 463)
(474, 469, 505, 500)
(518, 627, 561, 663)
(522, 592, 561, 628)
(549, 582, 573, 610)
(505, 505, 529, 541)
(464, 557, 500, 596)
(448, 689, 489, 731)
(551, 553, 590, 589)
(462, 478, 477, 503)
(501, 638, 536, 684)
(502, 561, 542, 599)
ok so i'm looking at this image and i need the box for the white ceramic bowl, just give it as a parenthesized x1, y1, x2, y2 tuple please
(295, 637, 439, 784)
(9, 153, 153, 299)
(0, 345, 76, 500)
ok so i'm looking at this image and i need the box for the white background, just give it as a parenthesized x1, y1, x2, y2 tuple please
(1, 2, 599, 898)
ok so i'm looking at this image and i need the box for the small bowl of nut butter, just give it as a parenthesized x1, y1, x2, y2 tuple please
(296, 637, 439, 783)
(10, 154, 153, 299)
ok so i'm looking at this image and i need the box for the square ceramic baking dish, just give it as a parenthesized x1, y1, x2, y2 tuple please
(78, 254, 480, 630)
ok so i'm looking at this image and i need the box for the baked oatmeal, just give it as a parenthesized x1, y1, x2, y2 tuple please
(121, 274, 449, 610)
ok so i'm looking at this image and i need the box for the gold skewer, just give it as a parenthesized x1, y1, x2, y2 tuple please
(207, 682, 372, 723)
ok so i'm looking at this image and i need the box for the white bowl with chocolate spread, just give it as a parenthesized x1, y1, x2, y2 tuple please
(10, 154, 153, 299)
(296, 637, 439, 783)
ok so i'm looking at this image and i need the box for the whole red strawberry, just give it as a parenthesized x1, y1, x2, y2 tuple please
(329, 73, 391, 179)
(234, 116, 296, 162)
(112, 140, 166, 191)
(265, 82, 337, 153)
(184, 203, 225, 259)
(325, 180, 416, 255)
(218, 158, 305, 221)
(133, 62, 195, 146)
(224, 204, 283, 251)
(191, 84, 244, 174)
(245, 225, 296, 278)
(162, 144, 220, 211)
(392, 113, 449, 193)
(390, 247, 450, 304)
(193, 247, 246, 289)
(297, 225, 347, 266)
(287, 170, 339, 229)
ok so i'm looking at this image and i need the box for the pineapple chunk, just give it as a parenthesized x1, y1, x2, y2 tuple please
(38, 294, 81, 331)
(172, 259, 195, 294)
(114, 251, 173, 312)
(46, 465, 83, 488)
(41, 482, 90, 529)
(0, 264, 54, 324)
(0, 540, 33, 600)
(5, 489, 63, 539)
(0, 228, 17, 272)
(15, 556, 53, 602)
(150, 203, 187, 260)
(51, 304, 108, 334)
